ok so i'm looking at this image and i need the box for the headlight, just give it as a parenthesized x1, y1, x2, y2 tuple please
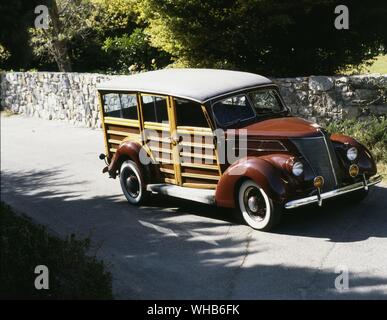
(292, 161, 304, 176)
(346, 147, 358, 161)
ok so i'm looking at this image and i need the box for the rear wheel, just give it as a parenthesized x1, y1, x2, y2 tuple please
(237, 180, 281, 231)
(119, 160, 149, 205)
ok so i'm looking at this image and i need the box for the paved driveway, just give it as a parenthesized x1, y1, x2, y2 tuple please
(1, 114, 387, 299)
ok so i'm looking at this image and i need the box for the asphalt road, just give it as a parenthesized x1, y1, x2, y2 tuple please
(1, 114, 387, 299)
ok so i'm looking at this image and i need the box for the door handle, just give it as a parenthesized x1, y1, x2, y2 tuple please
(170, 135, 182, 146)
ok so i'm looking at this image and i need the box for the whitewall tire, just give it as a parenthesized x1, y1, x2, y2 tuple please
(119, 160, 148, 205)
(237, 180, 281, 231)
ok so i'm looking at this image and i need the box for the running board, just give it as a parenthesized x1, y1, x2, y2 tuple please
(146, 184, 216, 205)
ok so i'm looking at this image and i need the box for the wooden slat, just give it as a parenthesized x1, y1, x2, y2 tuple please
(180, 152, 216, 160)
(150, 146, 172, 154)
(147, 135, 170, 143)
(104, 117, 139, 127)
(164, 178, 176, 184)
(107, 130, 139, 138)
(144, 122, 170, 131)
(109, 148, 117, 153)
(108, 139, 123, 145)
(180, 162, 219, 170)
(180, 141, 214, 149)
(181, 172, 220, 181)
(177, 129, 213, 136)
(155, 157, 173, 164)
(160, 167, 174, 174)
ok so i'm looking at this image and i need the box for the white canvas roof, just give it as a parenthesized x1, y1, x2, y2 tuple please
(97, 68, 273, 103)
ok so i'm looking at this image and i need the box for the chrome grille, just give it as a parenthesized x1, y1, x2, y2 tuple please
(291, 135, 340, 191)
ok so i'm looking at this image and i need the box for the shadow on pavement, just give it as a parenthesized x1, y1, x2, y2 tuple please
(1, 168, 387, 299)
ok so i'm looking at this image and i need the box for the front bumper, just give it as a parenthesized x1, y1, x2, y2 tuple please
(284, 175, 382, 209)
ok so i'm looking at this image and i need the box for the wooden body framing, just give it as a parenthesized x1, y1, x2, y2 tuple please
(98, 91, 223, 189)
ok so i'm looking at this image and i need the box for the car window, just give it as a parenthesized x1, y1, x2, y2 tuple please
(212, 94, 255, 128)
(141, 95, 169, 124)
(103, 93, 138, 120)
(120, 94, 138, 120)
(175, 98, 209, 128)
(248, 89, 283, 114)
(103, 93, 122, 118)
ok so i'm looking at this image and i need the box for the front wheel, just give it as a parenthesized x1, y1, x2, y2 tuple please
(119, 160, 149, 205)
(237, 180, 282, 231)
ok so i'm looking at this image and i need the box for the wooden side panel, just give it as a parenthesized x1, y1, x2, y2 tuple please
(177, 126, 221, 189)
(104, 117, 141, 155)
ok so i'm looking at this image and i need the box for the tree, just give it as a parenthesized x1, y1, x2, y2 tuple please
(0, 0, 45, 70)
(132, 0, 387, 76)
(29, 0, 97, 72)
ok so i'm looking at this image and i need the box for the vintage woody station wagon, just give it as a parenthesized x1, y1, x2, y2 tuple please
(97, 69, 382, 230)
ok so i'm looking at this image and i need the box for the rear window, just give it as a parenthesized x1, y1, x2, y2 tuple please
(103, 93, 138, 120)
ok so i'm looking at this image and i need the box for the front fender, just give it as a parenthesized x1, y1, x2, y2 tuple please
(330, 134, 377, 177)
(215, 156, 290, 208)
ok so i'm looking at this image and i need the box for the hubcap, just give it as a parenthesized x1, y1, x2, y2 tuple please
(125, 170, 140, 198)
(247, 196, 259, 212)
(243, 186, 266, 221)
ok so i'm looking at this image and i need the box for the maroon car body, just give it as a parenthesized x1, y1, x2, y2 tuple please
(97, 69, 381, 230)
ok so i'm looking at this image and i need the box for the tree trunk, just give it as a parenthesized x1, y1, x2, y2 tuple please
(49, 0, 72, 72)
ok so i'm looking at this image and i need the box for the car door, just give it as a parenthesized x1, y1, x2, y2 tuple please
(139, 93, 182, 185)
(173, 98, 222, 189)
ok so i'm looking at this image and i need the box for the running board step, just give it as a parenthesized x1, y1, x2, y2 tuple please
(146, 184, 216, 205)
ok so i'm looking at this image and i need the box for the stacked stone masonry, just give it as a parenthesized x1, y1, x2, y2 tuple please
(1, 72, 386, 128)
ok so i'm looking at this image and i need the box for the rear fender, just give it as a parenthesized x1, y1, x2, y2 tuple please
(107, 141, 147, 179)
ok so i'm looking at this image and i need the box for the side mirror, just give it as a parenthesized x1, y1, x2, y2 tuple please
(99, 153, 106, 160)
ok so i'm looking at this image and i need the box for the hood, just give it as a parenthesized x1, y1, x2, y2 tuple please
(232, 117, 322, 138)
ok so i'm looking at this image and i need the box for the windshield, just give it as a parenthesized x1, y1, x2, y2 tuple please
(248, 89, 284, 114)
(212, 88, 285, 127)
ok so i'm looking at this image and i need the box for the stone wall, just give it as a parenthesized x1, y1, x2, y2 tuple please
(0, 72, 113, 128)
(273, 75, 387, 122)
(1, 71, 386, 128)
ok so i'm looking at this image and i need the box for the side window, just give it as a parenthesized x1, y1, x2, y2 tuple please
(120, 94, 138, 120)
(141, 95, 169, 123)
(175, 98, 209, 128)
(103, 93, 122, 118)
(212, 94, 255, 127)
(103, 93, 138, 119)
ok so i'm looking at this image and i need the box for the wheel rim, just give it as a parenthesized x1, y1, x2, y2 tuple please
(243, 186, 267, 221)
(123, 168, 140, 198)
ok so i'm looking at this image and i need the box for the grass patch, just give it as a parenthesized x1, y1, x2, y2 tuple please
(339, 55, 387, 74)
(325, 116, 387, 179)
(0, 202, 113, 299)
(0, 108, 17, 117)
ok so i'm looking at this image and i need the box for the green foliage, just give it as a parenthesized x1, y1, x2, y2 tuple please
(325, 116, 387, 164)
(0, 202, 113, 299)
(0, 44, 10, 64)
(133, 0, 387, 76)
(2, 0, 387, 74)
(102, 28, 170, 73)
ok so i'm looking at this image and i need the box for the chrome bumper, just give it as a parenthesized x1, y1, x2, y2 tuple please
(285, 175, 382, 209)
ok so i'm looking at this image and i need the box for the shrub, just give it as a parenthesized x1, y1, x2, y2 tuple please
(0, 202, 113, 299)
(325, 116, 387, 164)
